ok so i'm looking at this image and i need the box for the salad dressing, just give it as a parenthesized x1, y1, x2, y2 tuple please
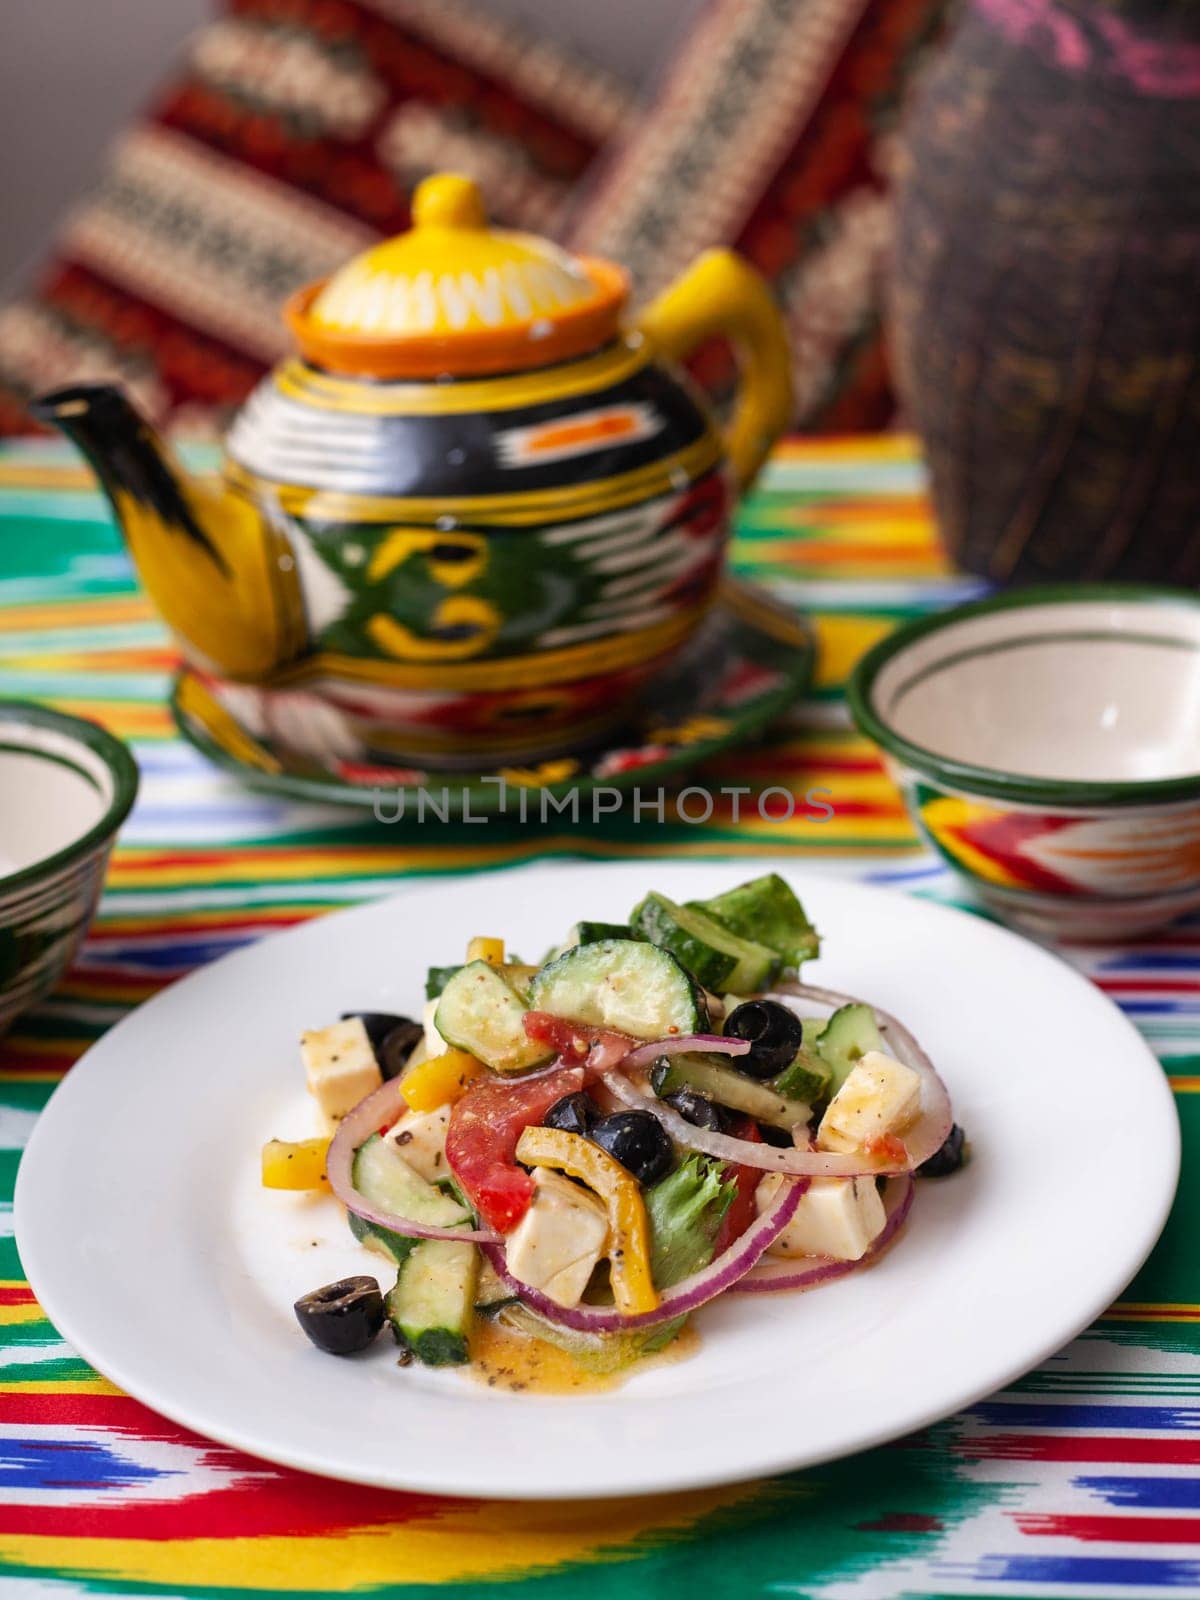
(469, 1317, 700, 1394)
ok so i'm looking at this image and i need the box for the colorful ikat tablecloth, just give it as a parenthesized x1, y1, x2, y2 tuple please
(1, 437, 1197, 1599)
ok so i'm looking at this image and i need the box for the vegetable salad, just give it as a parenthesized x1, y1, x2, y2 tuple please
(264, 875, 965, 1374)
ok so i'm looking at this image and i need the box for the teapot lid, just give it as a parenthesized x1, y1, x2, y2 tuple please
(286, 173, 628, 380)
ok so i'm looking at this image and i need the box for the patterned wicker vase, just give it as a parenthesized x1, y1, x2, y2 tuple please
(33, 174, 791, 768)
(890, 0, 1200, 584)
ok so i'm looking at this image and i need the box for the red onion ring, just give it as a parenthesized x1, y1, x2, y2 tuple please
(327, 1077, 500, 1244)
(483, 1170, 808, 1334)
(732, 1176, 915, 1292)
(580, 1030, 642, 1077)
(618, 1034, 751, 1072)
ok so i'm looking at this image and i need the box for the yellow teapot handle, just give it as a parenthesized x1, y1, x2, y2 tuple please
(638, 249, 793, 492)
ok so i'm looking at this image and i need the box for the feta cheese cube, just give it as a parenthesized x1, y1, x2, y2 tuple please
(384, 1104, 452, 1184)
(423, 998, 449, 1059)
(503, 1168, 610, 1308)
(817, 1050, 921, 1153)
(301, 1017, 381, 1130)
(756, 1172, 887, 1260)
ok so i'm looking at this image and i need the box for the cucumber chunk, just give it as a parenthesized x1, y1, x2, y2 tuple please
(573, 920, 635, 946)
(385, 1238, 479, 1366)
(814, 1002, 885, 1094)
(650, 1054, 811, 1130)
(632, 893, 779, 993)
(771, 1047, 831, 1103)
(693, 873, 820, 969)
(435, 960, 553, 1074)
(474, 1258, 520, 1319)
(353, 1133, 469, 1229)
(529, 938, 707, 1039)
(348, 1209, 415, 1265)
(801, 1017, 825, 1050)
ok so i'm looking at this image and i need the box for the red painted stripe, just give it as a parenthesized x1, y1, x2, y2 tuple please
(0, 1395, 452, 1536)
(0, 1478, 451, 1540)
(85, 913, 315, 941)
(1107, 972, 1200, 985)
(0, 1053, 74, 1074)
(956, 1434, 1200, 1465)
(0, 1287, 35, 1306)
(0, 1392, 206, 1434)
(1016, 1513, 1200, 1545)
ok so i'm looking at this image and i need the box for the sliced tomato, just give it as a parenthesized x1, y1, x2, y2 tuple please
(444, 1064, 585, 1232)
(523, 1011, 591, 1060)
(713, 1118, 763, 1256)
(522, 1011, 634, 1074)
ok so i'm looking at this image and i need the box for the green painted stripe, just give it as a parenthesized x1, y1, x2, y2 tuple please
(0, 1317, 62, 1347)
(0, 1079, 58, 1114)
(0, 1236, 25, 1280)
(0, 1352, 96, 1383)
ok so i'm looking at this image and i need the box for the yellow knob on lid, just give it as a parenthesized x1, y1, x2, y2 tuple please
(411, 173, 487, 231)
(286, 171, 628, 379)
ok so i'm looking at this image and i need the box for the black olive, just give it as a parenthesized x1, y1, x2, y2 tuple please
(294, 1276, 384, 1355)
(756, 1122, 794, 1148)
(590, 1110, 674, 1186)
(378, 1021, 425, 1080)
(724, 1000, 804, 1079)
(342, 1011, 416, 1056)
(543, 1091, 598, 1138)
(917, 1123, 967, 1178)
(662, 1087, 730, 1133)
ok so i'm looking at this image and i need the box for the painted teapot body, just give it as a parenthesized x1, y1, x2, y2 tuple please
(36, 175, 792, 769)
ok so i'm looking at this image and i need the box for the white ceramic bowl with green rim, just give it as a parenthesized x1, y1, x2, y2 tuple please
(0, 702, 138, 1032)
(848, 584, 1200, 940)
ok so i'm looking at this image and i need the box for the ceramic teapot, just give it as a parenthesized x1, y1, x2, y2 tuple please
(34, 173, 792, 767)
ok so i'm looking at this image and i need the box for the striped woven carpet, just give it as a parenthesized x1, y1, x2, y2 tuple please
(1, 436, 1197, 1598)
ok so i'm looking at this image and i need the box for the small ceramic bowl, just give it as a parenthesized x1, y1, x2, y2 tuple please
(0, 703, 138, 1032)
(848, 585, 1200, 940)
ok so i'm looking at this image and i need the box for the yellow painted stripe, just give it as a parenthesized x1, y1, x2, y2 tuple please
(0, 1484, 756, 1589)
(174, 676, 282, 773)
(0, 597, 155, 634)
(0, 1304, 45, 1327)
(0, 462, 99, 490)
(1104, 1303, 1200, 1322)
(274, 340, 652, 416)
(811, 614, 894, 690)
(769, 434, 920, 463)
(0, 1377, 124, 1394)
(105, 819, 920, 890)
(0, 1038, 87, 1060)
(264, 602, 707, 694)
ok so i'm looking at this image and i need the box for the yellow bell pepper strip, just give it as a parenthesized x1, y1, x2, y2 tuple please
(467, 936, 505, 967)
(514, 1126, 659, 1316)
(261, 1136, 329, 1190)
(401, 1048, 485, 1113)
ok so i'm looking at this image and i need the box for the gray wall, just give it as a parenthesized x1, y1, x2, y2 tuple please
(0, 0, 703, 289)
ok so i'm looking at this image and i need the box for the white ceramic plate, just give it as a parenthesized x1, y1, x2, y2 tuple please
(16, 861, 1179, 1501)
